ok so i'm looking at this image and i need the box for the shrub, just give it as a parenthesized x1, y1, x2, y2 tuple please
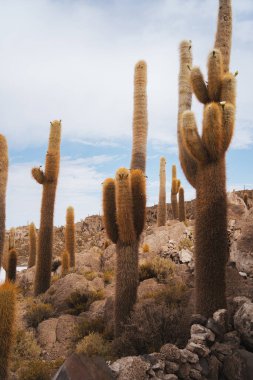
(178, 237, 193, 252)
(25, 301, 53, 328)
(76, 332, 111, 359)
(18, 360, 51, 380)
(139, 257, 175, 283)
(66, 289, 104, 315)
(142, 243, 150, 253)
(75, 317, 105, 340)
(143, 280, 187, 305)
(84, 271, 98, 281)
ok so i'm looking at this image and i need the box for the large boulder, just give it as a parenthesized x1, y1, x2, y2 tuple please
(37, 314, 82, 358)
(76, 247, 102, 272)
(44, 273, 104, 312)
(227, 192, 248, 219)
(223, 349, 253, 380)
(234, 302, 253, 350)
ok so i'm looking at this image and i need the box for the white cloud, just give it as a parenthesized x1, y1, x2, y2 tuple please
(0, 0, 252, 150)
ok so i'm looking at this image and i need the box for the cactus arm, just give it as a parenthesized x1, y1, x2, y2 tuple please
(115, 168, 136, 244)
(31, 167, 45, 184)
(130, 60, 148, 173)
(207, 50, 223, 101)
(0, 135, 8, 269)
(178, 40, 197, 188)
(182, 111, 209, 163)
(214, 0, 232, 73)
(221, 102, 235, 152)
(102, 178, 118, 244)
(202, 103, 223, 160)
(179, 187, 186, 222)
(131, 169, 146, 238)
(190, 67, 209, 104)
(221, 73, 236, 106)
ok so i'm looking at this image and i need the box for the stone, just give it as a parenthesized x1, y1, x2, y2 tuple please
(227, 192, 248, 219)
(37, 318, 58, 348)
(207, 356, 220, 380)
(165, 361, 179, 374)
(109, 356, 150, 380)
(44, 273, 104, 311)
(179, 249, 192, 263)
(190, 324, 215, 343)
(189, 368, 202, 380)
(223, 331, 240, 350)
(211, 342, 233, 358)
(163, 375, 178, 380)
(186, 342, 210, 358)
(180, 349, 199, 364)
(223, 349, 253, 380)
(138, 278, 167, 299)
(234, 302, 253, 350)
(206, 318, 224, 339)
(177, 363, 191, 379)
(160, 344, 181, 362)
(199, 358, 209, 377)
(190, 314, 207, 327)
(212, 309, 228, 332)
(239, 271, 247, 278)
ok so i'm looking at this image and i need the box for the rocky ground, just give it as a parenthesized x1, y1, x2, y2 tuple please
(6, 190, 253, 379)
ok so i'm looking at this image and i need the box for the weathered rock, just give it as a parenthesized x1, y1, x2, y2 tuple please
(76, 247, 102, 272)
(180, 348, 199, 364)
(163, 375, 178, 380)
(179, 249, 192, 264)
(190, 324, 215, 343)
(223, 349, 253, 380)
(165, 361, 179, 374)
(44, 273, 104, 312)
(138, 278, 167, 299)
(213, 309, 228, 332)
(190, 314, 207, 327)
(206, 318, 224, 339)
(186, 342, 210, 358)
(189, 368, 202, 380)
(160, 344, 181, 362)
(110, 356, 150, 380)
(227, 192, 248, 219)
(207, 355, 220, 380)
(234, 302, 253, 350)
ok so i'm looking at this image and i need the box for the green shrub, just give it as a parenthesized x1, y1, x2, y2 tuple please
(139, 257, 175, 283)
(76, 332, 111, 359)
(178, 237, 193, 252)
(66, 289, 104, 315)
(25, 301, 53, 328)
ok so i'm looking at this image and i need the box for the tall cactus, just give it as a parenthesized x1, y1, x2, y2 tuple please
(61, 250, 70, 276)
(0, 281, 16, 380)
(171, 165, 180, 219)
(32, 120, 61, 295)
(178, 187, 186, 222)
(9, 228, 15, 250)
(28, 223, 37, 268)
(157, 157, 167, 226)
(178, 0, 235, 316)
(0, 135, 8, 269)
(65, 206, 75, 267)
(103, 61, 148, 337)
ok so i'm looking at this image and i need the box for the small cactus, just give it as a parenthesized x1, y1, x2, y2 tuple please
(157, 157, 167, 226)
(0, 281, 16, 380)
(28, 223, 37, 268)
(61, 251, 70, 276)
(65, 206, 75, 267)
(8, 228, 15, 250)
(178, 187, 186, 222)
(6, 249, 17, 282)
(171, 165, 180, 219)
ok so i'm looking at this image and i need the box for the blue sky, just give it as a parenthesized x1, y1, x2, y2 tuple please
(0, 0, 253, 227)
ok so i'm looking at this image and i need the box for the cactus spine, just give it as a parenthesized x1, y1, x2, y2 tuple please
(179, 187, 186, 222)
(61, 251, 70, 276)
(178, 0, 235, 316)
(65, 206, 75, 267)
(0, 136, 8, 269)
(0, 281, 16, 380)
(32, 120, 61, 295)
(171, 165, 180, 219)
(28, 223, 37, 268)
(6, 249, 17, 282)
(103, 61, 148, 337)
(157, 157, 167, 226)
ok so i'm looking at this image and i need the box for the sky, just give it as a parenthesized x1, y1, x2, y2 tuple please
(0, 0, 253, 227)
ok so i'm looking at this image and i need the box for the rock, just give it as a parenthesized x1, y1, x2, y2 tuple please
(177, 363, 191, 379)
(190, 324, 215, 343)
(223, 331, 240, 350)
(163, 375, 178, 380)
(211, 342, 234, 359)
(180, 348, 199, 364)
(101, 244, 116, 271)
(179, 249, 192, 263)
(165, 361, 179, 374)
(227, 192, 248, 219)
(234, 302, 253, 350)
(38, 314, 82, 358)
(76, 247, 102, 272)
(44, 273, 104, 312)
(213, 309, 228, 332)
(239, 271, 247, 278)
(223, 349, 253, 380)
(189, 368, 202, 380)
(190, 314, 207, 327)
(199, 358, 209, 377)
(138, 278, 167, 299)
(207, 355, 221, 380)
(110, 356, 150, 380)
(80, 299, 106, 320)
(53, 353, 114, 380)
(186, 342, 210, 358)
(206, 318, 224, 339)
(160, 344, 181, 362)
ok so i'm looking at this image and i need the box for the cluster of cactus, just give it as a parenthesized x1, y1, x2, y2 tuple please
(157, 157, 167, 226)
(0, 281, 16, 380)
(178, 0, 235, 316)
(32, 120, 62, 296)
(171, 165, 181, 219)
(103, 61, 147, 337)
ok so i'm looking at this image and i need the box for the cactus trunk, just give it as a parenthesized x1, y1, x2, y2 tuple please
(178, 187, 186, 222)
(0, 136, 8, 269)
(65, 207, 75, 268)
(6, 249, 17, 283)
(33, 120, 61, 295)
(195, 159, 228, 315)
(28, 223, 37, 268)
(157, 157, 167, 227)
(0, 282, 16, 380)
